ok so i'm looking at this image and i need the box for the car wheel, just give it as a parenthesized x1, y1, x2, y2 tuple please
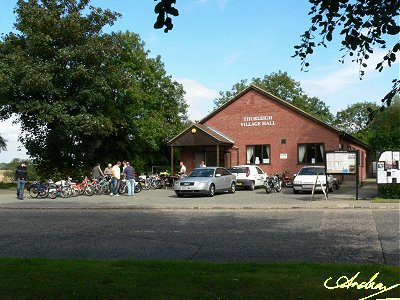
(249, 181, 255, 191)
(293, 188, 299, 194)
(229, 182, 236, 193)
(208, 184, 215, 197)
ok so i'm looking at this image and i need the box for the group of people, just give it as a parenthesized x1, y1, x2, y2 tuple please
(14, 159, 201, 200)
(91, 161, 136, 197)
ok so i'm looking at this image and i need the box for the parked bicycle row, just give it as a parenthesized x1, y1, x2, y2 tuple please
(27, 173, 176, 199)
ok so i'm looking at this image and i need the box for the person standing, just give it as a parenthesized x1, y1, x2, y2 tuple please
(103, 163, 113, 178)
(110, 161, 121, 197)
(122, 160, 127, 171)
(123, 162, 136, 196)
(91, 163, 105, 179)
(178, 161, 186, 176)
(15, 163, 28, 200)
(200, 161, 206, 167)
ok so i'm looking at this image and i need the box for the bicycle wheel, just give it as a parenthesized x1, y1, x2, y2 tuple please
(102, 185, 111, 195)
(61, 186, 72, 198)
(49, 189, 57, 199)
(134, 183, 142, 193)
(71, 187, 79, 197)
(142, 181, 150, 190)
(155, 180, 162, 189)
(85, 186, 94, 196)
(29, 187, 39, 198)
(39, 188, 49, 198)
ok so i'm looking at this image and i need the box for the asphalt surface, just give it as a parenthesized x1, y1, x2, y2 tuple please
(0, 182, 398, 265)
(0, 181, 397, 210)
(0, 209, 398, 265)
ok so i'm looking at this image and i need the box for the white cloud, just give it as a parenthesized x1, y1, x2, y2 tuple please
(175, 78, 218, 121)
(0, 117, 29, 163)
(300, 49, 398, 97)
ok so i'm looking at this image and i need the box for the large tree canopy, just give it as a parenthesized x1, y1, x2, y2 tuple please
(366, 95, 400, 151)
(214, 71, 334, 124)
(333, 101, 379, 141)
(0, 0, 188, 176)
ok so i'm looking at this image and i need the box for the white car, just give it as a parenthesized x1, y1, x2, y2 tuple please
(292, 166, 333, 194)
(230, 165, 267, 190)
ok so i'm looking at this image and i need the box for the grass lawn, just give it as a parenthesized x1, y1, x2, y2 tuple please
(0, 259, 399, 299)
(372, 198, 400, 203)
(0, 182, 14, 189)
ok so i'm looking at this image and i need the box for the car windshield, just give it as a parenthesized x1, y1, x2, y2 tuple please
(298, 167, 326, 175)
(231, 167, 248, 173)
(188, 168, 214, 178)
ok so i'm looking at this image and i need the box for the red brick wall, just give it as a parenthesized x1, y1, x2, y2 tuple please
(203, 89, 342, 177)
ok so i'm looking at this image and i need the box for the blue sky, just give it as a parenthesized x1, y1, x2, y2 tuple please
(0, 0, 398, 162)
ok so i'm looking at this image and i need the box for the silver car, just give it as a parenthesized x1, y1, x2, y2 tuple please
(174, 167, 236, 197)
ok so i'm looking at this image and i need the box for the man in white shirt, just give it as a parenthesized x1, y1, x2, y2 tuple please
(178, 161, 186, 176)
(110, 161, 121, 196)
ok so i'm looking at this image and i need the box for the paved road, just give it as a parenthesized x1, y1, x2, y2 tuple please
(0, 209, 398, 265)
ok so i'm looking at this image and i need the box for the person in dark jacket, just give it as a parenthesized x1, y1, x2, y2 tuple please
(15, 163, 28, 200)
(123, 162, 135, 196)
(91, 163, 105, 179)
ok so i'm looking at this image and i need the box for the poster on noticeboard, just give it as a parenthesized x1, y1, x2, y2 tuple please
(377, 150, 400, 184)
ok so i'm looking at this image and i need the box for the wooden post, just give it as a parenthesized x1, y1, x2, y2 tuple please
(216, 144, 219, 167)
(170, 146, 174, 174)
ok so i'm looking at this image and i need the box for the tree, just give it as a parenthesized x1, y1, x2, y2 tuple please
(333, 101, 379, 141)
(153, 1, 399, 118)
(0, 135, 6, 152)
(214, 71, 334, 124)
(366, 95, 400, 151)
(292, 0, 400, 118)
(0, 0, 188, 177)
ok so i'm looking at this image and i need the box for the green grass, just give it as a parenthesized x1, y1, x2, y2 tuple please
(0, 259, 399, 299)
(0, 182, 14, 189)
(372, 198, 400, 203)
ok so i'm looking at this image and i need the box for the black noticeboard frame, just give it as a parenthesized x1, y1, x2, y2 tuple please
(325, 150, 359, 200)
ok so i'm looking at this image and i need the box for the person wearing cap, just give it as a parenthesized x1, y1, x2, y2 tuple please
(15, 163, 28, 200)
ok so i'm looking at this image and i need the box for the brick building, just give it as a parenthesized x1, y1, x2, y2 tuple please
(168, 85, 371, 181)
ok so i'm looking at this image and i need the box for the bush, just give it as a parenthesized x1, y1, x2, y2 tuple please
(378, 184, 400, 199)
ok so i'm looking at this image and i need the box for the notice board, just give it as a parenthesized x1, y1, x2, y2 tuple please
(326, 151, 357, 174)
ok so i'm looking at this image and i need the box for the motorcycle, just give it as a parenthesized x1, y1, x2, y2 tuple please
(281, 171, 292, 187)
(29, 181, 50, 198)
(48, 179, 73, 199)
(264, 174, 282, 193)
(119, 178, 142, 194)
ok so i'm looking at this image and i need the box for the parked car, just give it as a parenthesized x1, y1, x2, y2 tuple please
(174, 167, 236, 197)
(292, 166, 334, 194)
(230, 165, 267, 190)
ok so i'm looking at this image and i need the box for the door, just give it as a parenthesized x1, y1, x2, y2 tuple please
(214, 168, 225, 191)
(256, 167, 266, 186)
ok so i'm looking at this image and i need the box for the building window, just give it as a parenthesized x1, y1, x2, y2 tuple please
(246, 145, 270, 164)
(281, 139, 286, 144)
(298, 143, 324, 164)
